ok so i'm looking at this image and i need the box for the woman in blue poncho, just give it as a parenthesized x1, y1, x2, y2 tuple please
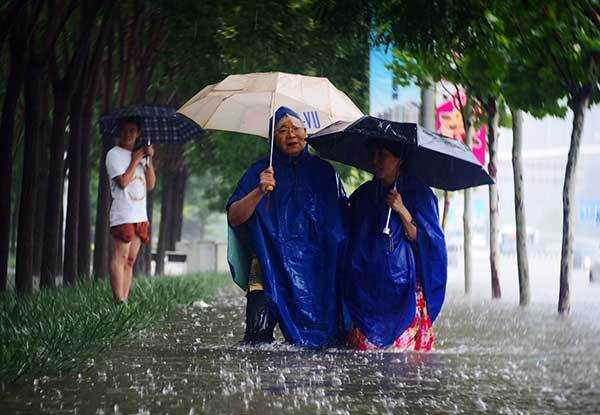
(227, 106, 347, 348)
(344, 141, 447, 351)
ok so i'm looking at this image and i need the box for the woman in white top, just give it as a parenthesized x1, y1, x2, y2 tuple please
(105, 117, 156, 303)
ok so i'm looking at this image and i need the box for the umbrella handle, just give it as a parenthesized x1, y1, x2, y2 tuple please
(383, 207, 392, 235)
(145, 137, 151, 161)
(382, 178, 398, 235)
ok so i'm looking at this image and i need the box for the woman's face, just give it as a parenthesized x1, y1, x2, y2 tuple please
(371, 146, 401, 182)
(274, 116, 307, 157)
(119, 122, 140, 150)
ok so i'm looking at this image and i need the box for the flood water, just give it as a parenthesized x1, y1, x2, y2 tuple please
(2, 257, 600, 414)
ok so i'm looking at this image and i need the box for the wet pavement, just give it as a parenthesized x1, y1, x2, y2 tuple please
(2, 255, 600, 414)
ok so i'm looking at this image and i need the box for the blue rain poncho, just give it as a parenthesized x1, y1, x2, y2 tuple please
(227, 107, 347, 348)
(343, 174, 447, 347)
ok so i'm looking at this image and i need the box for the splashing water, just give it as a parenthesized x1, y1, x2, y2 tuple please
(1, 279, 600, 414)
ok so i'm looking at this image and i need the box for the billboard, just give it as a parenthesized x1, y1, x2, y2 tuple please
(435, 93, 488, 166)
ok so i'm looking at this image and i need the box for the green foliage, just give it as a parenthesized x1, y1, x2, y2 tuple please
(186, 132, 270, 211)
(153, 0, 370, 209)
(493, 0, 600, 115)
(0, 273, 228, 382)
(378, 0, 599, 118)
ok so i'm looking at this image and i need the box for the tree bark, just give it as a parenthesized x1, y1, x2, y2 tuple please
(511, 108, 530, 306)
(94, 140, 112, 280)
(41, 1, 100, 287)
(133, 188, 154, 276)
(78, 9, 112, 280)
(0, 34, 25, 292)
(487, 98, 501, 299)
(93, 143, 111, 282)
(169, 171, 181, 250)
(93, 25, 114, 281)
(0, 1, 25, 53)
(77, 98, 93, 280)
(10, 193, 18, 256)
(441, 191, 451, 230)
(156, 172, 174, 276)
(40, 89, 68, 288)
(174, 166, 188, 245)
(61, 0, 106, 284)
(558, 88, 591, 314)
(145, 189, 155, 274)
(419, 81, 436, 131)
(33, 86, 50, 278)
(462, 96, 473, 295)
(15, 63, 43, 295)
(58, 199, 64, 277)
(63, 87, 84, 285)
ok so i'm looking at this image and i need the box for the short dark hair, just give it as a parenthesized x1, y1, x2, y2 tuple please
(119, 116, 142, 133)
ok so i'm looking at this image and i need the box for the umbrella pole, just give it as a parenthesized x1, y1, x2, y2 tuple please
(268, 93, 276, 168)
(382, 178, 399, 235)
(383, 208, 392, 235)
(269, 117, 275, 168)
(265, 93, 276, 192)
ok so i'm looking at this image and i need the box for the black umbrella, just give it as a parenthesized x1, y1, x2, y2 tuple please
(307, 116, 493, 191)
(98, 104, 204, 146)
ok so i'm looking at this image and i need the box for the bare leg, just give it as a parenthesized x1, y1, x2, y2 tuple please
(123, 235, 142, 300)
(110, 238, 131, 302)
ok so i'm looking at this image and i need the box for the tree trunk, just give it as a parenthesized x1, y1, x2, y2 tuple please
(463, 96, 473, 295)
(558, 90, 591, 314)
(170, 171, 181, 250)
(441, 191, 451, 230)
(0, 38, 25, 292)
(145, 189, 155, 274)
(77, 98, 93, 280)
(10, 176, 20, 257)
(58, 198, 64, 277)
(168, 170, 183, 250)
(94, 141, 112, 280)
(487, 98, 501, 299)
(33, 88, 50, 278)
(174, 166, 188, 244)
(419, 81, 436, 130)
(40, 90, 69, 288)
(78, 2, 115, 281)
(93, 28, 114, 281)
(133, 188, 154, 276)
(156, 172, 174, 276)
(511, 108, 530, 306)
(63, 88, 84, 285)
(15, 63, 43, 295)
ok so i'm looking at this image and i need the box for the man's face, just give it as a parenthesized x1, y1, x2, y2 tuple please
(274, 116, 307, 157)
(372, 146, 401, 180)
(119, 122, 140, 149)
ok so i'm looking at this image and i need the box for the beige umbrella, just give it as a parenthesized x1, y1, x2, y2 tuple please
(177, 72, 364, 166)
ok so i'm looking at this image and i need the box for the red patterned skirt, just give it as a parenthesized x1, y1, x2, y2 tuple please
(347, 284, 435, 351)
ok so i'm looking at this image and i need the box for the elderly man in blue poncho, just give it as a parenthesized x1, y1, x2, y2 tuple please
(226, 106, 347, 348)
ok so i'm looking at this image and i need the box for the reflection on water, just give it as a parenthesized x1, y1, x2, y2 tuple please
(1, 285, 600, 414)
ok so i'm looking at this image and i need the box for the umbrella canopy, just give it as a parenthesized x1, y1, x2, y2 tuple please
(177, 72, 364, 138)
(99, 104, 204, 145)
(308, 116, 493, 191)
